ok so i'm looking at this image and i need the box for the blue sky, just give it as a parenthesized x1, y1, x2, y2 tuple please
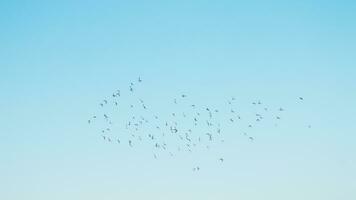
(1, 1, 356, 199)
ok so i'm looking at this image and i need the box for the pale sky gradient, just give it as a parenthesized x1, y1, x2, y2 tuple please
(1, 1, 356, 200)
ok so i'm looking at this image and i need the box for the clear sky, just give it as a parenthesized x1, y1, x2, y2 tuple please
(1, 1, 356, 200)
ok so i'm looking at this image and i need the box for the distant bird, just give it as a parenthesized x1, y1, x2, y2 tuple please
(88, 77, 311, 166)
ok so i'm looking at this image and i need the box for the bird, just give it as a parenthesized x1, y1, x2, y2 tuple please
(88, 77, 311, 167)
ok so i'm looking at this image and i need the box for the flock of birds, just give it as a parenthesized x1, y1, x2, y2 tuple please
(88, 77, 308, 171)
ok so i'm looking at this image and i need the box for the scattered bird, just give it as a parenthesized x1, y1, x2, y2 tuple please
(88, 77, 311, 171)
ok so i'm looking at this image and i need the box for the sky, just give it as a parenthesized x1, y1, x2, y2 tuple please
(1, 0, 356, 200)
